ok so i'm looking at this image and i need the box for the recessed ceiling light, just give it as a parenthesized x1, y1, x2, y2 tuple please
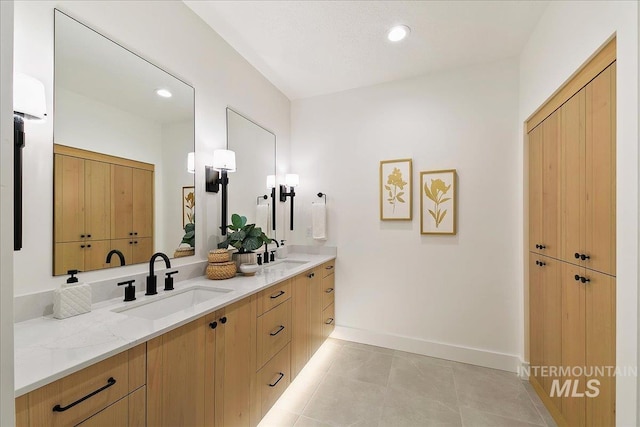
(156, 88, 172, 98)
(388, 25, 411, 42)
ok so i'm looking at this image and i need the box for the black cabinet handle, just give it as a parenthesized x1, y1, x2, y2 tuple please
(134, 232, 138, 236)
(307, 273, 315, 278)
(270, 290, 285, 299)
(134, 241, 138, 244)
(270, 325, 285, 336)
(581, 254, 590, 260)
(539, 244, 546, 249)
(268, 372, 285, 387)
(129, 241, 133, 245)
(535, 261, 545, 267)
(575, 253, 580, 259)
(581, 276, 590, 283)
(574, 275, 581, 281)
(87, 234, 91, 238)
(209, 321, 218, 329)
(326, 265, 334, 270)
(129, 232, 133, 236)
(80, 245, 86, 248)
(325, 288, 334, 293)
(52, 377, 116, 412)
(87, 244, 92, 248)
(80, 234, 85, 238)
(220, 316, 227, 324)
(325, 318, 334, 325)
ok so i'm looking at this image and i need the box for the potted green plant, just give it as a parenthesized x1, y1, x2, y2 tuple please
(218, 214, 271, 266)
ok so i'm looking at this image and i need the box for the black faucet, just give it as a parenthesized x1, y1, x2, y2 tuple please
(263, 242, 270, 264)
(146, 252, 171, 295)
(105, 249, 126, 266)
(272, 240, 280, 248)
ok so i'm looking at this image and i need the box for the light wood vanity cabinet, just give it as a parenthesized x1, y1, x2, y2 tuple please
(528, 41, 616, 427)
(16, 343, 146, 427)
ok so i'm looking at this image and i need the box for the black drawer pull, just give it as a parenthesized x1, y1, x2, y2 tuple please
(268, 372, 285, 387)
(270, 325, 285, 336)
(325, 288, 334, 293)
(581, 276, 590, 283)
(270, 290, 285, 299)
(325, 265, 334, 270)
(220, 316, 227, 324)
(209, 321, 218, 329)
(325, 318, 334, 325)
(52, 377, 116, 412)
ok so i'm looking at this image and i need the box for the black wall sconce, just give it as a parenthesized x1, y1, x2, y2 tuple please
(205, 149, 236, 235)
(13, 74, 47, 251)
(279, 174, 299, 231)
(267, 175, 276, 231)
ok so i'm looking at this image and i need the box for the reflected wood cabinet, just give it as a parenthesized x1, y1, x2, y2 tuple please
(53, 145, 154, 275)
(528, 44, 616, 427)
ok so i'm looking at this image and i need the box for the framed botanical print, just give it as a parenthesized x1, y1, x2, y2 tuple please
(182, 186, 195, 227)
(420, 169, 457, 235)
(380, 159, 412, 220)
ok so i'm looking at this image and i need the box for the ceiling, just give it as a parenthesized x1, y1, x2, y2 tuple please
(185, 1, 549, 100)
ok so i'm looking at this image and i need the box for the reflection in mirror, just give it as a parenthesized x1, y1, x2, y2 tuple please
(226, 108, 277, 241)
(53, 10, 195, 275)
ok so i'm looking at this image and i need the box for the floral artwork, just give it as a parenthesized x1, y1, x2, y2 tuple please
(183, 186, 195, 227)
(380, 159, 412, 220)
(420, 170, 456, 234)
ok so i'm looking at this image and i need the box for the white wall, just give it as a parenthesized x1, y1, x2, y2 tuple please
(291, 58, 522, 369)
(0, 1, 14, 423)
(518, 2, 638, 424)
(12, 1, 290, 295)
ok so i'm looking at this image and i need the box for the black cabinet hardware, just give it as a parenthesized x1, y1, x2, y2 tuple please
(581, 276, 590, 283)
(209, 321, 218, 329)
(270, 290, 285, 299)
(52, 377, 116, 412)
(307, 273, 315, 278)
(326, 265, 334, 270)
(325, 318, 334, 325)
(270, 325, 285, 336)
(581, 254, 590, 260)
(268, 373, 284, 387)
(220, 316, 227, 324)
(325, 288, 334, 293)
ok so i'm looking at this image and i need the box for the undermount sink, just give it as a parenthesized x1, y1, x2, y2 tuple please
(262, 260, 308, 273)
(112, 286, 232, 320)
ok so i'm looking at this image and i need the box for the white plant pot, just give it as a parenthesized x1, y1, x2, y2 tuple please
(232, 251, 257, 269)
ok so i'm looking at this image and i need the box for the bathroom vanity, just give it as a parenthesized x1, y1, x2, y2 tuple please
(14, 253, 336, 427)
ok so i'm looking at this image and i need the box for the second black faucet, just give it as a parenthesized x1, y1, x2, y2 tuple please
(146, 252, 171, 295)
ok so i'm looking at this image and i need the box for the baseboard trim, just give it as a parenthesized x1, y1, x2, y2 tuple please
(331, 325, 521, 372)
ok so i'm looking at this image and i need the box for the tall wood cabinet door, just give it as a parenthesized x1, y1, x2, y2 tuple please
(111, 165, 133, 240)
(528, 125, 543, 253)
(85, 160, 111, 241)
(540, 256, 562, 410)
(585, 270, 616, 426)
(54, 242, 85, 276)
(132, 168, 153, 238)
(529, 254, 544, 388)
(541, 109, 562, 259)
(561, 89, 586, 265)
(84, 240, 111, 272)
(204, 312, 218, 427)
(561, 263, 586, 427)
(147, 317, 206, 427)
(131, 237, 153, 265)
(54, 154, 85, 243)
(585, 63, 616, 276)
(291, 274, 309, 379)
(215, 296, 257, 427)
(307, 269, 324, 357)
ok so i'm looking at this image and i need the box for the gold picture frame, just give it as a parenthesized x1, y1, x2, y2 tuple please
(182, 186, 195, 227)
(380, 159, 413, 220)
(420, 169, 457, 235)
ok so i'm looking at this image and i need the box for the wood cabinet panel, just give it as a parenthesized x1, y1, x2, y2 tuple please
(291, 273, 309, 379)
(128, 343, 146, 392)
(132, 168, 153, 238)
(322, 273, 335, 310)
(111, 165, 133, 240)
(15, 394, 28, 427)
(528, 125, 543, 253)
(84, 240, 111, 272)
(541, 256, 562, 409)
(128, 387, 146, 427)
(322, 303, 335, 340)
(257, 299, 291, 369)
(256, 344, 291, 419)
(529, 254, 544, 388)
(85, 159, 111, 241)
(54, 154, 85, 243)
(541, 109, 562, 259)
(585, 64, 616, 276)
(77, 396, 128, 427)
(131, 237, 153, 265)
(308, 268, 324, 357)
(257, 279, 292, 315)
(54, 242, 85, 275)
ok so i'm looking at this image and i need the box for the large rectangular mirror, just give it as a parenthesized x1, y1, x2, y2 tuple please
(53, 10, 195, 275)
(226, 108, 277, 241)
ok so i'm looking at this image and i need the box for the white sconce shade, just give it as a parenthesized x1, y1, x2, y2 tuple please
(14, 73, 47, 120)
(212, 149, 236, 172)
(187, 152, 195, 174)
(285, 174, 299, 188)
(266, 175, 276, 189)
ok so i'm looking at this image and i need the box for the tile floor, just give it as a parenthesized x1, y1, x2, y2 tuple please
(258, 338, 557, 427)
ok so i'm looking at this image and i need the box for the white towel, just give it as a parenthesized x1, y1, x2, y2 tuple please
(256, 203, 269, 233)
(312, 202, 327, 240)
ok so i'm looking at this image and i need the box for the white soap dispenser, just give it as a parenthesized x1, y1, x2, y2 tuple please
(53, 270, 92, 319)
(276, 239, 288, 259)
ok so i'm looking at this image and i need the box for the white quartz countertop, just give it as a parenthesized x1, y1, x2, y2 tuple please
(14, 252, 335, 396)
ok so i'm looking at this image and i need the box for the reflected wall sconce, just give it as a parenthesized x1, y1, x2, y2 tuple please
(279, 174, 299, 230)
(14, 73, 47, 251)
(267, 175, 276, 231)
(205, 149, 236, 235)
(187, 152, 195, 174)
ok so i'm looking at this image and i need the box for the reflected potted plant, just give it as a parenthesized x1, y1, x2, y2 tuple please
(218, 214, 271, 267)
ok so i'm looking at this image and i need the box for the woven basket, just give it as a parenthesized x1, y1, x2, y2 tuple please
(208, 249, 231, 263)
(174, 247, 195, 258)
(206, 261, 236, 280)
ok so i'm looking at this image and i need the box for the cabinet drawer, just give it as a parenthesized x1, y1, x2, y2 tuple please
(257, 279, 292, 316)
(321, 260, 335, 278)
(257, 343, 291, 419)
(27, 350, 130, 427)
(257, 299, 291, 369)
(323, 303, 335, 340)
(322, 273, 335, 310)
